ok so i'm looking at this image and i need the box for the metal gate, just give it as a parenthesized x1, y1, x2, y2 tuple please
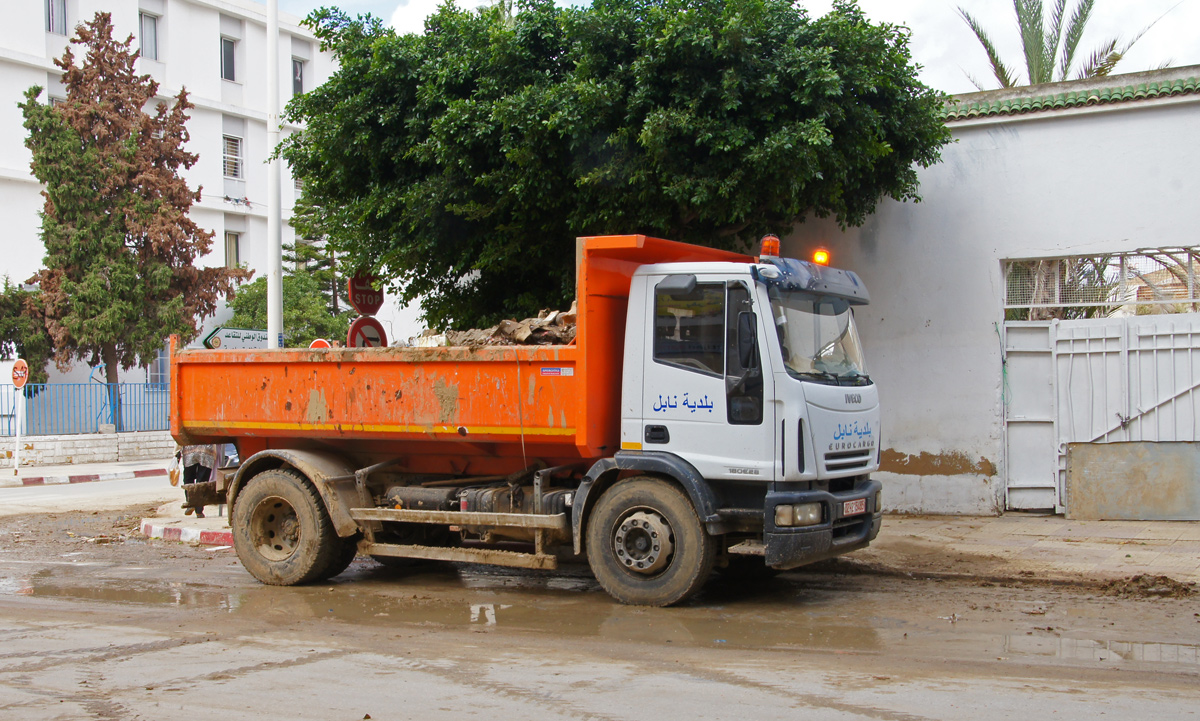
(1003, 314, 1200, 513)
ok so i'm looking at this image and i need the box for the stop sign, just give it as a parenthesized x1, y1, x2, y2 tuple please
(348, 273, 384, 316)
(11, 359, 29, 389)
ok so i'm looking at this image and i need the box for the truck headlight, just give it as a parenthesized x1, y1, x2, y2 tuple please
(793, 502, 822, 526)
(775, 502, 822, 527)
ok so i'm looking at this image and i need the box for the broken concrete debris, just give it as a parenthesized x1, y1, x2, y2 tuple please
(411, 302, 577, 347)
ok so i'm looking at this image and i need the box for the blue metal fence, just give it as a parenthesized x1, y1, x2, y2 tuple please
(0, 383, 169, 436)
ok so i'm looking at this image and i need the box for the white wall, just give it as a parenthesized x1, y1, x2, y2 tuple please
(784, 81, 1200, 514)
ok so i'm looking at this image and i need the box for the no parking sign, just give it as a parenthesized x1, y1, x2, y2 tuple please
(347, 317, 387, 348)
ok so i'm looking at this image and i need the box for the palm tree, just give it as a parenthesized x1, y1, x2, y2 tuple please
(958, 0, 1171, 89)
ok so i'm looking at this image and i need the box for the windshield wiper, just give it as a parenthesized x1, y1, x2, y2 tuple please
(795, 370, 840, 383)
(838, 371, 871, 384)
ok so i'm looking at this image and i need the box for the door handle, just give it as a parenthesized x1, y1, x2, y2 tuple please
(645, 425, 670, 444)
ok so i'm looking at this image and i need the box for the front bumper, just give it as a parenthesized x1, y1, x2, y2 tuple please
(762, 478, 883, 570)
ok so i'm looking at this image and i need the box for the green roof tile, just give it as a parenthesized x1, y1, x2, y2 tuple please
(943, 76, 1200, 122)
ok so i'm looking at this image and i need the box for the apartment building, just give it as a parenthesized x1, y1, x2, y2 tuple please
(0, 0, 337, 381)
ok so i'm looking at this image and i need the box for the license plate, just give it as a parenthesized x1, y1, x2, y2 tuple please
(843, 498, 866, 517)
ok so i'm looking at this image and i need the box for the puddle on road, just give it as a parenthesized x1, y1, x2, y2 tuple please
(1, 560, 1197, 669)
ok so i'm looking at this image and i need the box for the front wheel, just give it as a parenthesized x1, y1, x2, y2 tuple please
(586, 477, 714, 606)
(231, 468, 345, 585)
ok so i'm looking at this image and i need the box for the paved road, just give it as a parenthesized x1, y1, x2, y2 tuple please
(0, 505, 1196, 720)
(0, 476, 178, 516)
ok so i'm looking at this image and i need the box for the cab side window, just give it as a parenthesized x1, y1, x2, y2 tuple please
(654, 282, 724, 377)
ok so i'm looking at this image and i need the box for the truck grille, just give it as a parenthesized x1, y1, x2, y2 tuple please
(824, 449, 873, 472)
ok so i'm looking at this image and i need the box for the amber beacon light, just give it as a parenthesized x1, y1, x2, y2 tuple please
(812, 247, 831, 266)
(759, 234, 781, 257)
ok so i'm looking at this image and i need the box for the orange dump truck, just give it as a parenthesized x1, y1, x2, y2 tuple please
(171, 235, 883, 605)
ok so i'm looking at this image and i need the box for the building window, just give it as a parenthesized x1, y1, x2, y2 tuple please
(148, 348, 169, 387)
(46, 0, 66, 35)
(140, 13, 159, 61)
(292, 58, 305, 96)
(48, 96, 65, 107)
(225, 232, 240, 268)
(222, 136, 242, 178)
(1003, 248, 1200, 320)
(221, 37, 236, 81)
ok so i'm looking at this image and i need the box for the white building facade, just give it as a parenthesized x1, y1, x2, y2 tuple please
(0, 0, 396, 384)
(785, 66, 1200, 517)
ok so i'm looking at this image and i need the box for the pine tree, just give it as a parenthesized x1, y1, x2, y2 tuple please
(20, 13, 248, 428)
(285, 238, 347, 316)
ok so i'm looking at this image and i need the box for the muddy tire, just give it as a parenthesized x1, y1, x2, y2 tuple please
(586, 477, 714, 606)
(232, 469, 343, 586)
(320, 535, 360, 581)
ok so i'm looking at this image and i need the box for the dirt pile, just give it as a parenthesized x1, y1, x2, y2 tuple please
(1099, 574, 1197, 599)
(416, 302, 577, 348)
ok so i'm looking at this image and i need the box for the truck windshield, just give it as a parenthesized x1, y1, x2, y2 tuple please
(768, 289, 869, 385)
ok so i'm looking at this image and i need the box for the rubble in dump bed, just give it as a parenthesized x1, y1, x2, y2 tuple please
(412, 301, 577, 347)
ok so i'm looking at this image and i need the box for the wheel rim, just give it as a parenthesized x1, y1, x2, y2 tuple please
(613, 509, 674, 575)
(249, 494, 301, 561)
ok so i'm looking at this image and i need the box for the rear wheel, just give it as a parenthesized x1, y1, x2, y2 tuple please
(586, 477, 714, 606)
(232, 468, 343, 586)
(322, 535, 360, 580)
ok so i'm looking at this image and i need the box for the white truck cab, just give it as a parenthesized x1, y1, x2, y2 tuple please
(615, 248, 883, 571)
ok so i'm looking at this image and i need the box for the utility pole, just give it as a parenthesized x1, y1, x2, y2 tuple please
(266, 0, 283, 348)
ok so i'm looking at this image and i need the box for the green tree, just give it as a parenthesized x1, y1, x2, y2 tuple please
(226, 272, 353, 347)
(283, 0, 950, 329)
(20, 13, 247, 425)
(286, 238, 348, 315)
(958, 0, 1168, 89)
(0, 280, 54, 385)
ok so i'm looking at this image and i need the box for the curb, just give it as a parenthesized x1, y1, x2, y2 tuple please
(140, 520, 233, 546)
(0, 467, 166, 488)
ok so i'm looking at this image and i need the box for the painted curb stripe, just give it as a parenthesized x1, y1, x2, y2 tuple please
(140, 520, 233, 547)
(3, 468, 167, 488)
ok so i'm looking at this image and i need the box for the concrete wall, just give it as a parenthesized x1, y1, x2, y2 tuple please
(4, 431, 175, 466)
(783, 76, 1200, 514)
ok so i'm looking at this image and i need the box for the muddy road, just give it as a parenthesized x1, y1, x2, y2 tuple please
(1, 506, 1197, 720)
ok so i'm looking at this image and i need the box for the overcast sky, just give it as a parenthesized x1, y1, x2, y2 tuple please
(267, 0, 1200, 94)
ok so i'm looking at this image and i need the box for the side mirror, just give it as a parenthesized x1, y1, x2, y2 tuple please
(737, 311, 758, 368)
(656, 274, 697, 297)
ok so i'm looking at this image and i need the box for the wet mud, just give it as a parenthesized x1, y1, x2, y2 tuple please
(1, 507, 1198, 676)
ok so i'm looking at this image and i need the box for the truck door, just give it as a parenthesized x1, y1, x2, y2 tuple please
(641, 275, 775, 481)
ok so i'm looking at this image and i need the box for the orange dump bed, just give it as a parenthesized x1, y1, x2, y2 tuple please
(170, 235, 752, 475)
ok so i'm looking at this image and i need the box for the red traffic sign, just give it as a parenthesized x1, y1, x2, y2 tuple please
(309, 338, 332, 349)
(348, 273, 384, 316)
(347, 317, 387, 348)
(11, 359, 29, 389)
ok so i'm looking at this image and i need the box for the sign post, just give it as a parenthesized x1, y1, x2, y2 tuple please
(11, 359, 28, 476)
